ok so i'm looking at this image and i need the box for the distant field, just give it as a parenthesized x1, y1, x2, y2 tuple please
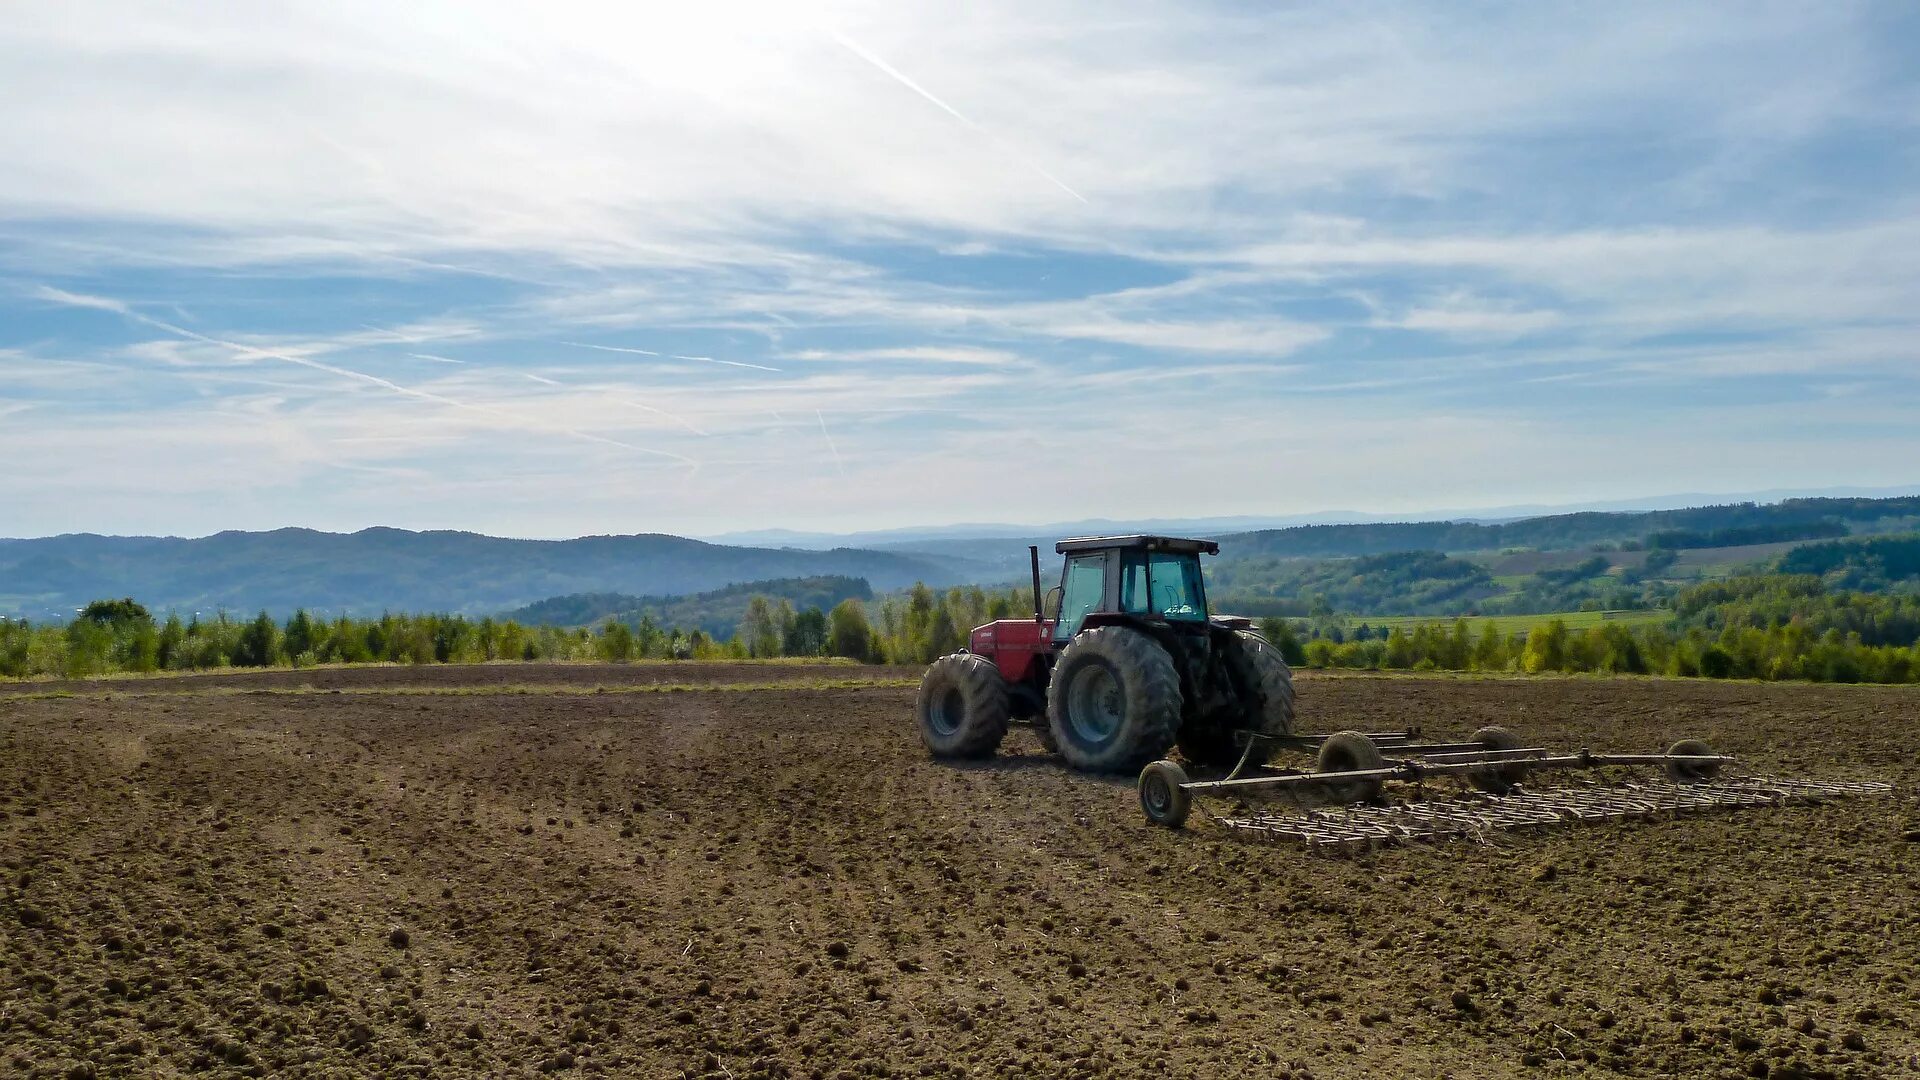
(1472, 540, 1802, 578)
(1343, 609, 1672, 634)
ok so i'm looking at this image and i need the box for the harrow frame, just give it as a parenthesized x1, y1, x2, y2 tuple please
(1135, 727, 1893, 844)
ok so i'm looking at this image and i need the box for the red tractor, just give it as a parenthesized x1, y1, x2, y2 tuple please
(915, 535, 1294, 773)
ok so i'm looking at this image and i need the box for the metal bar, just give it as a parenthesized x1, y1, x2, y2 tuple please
(1266, 731, 1416, 748)
(1379, 741, 1499, 755)
(1410, 747, 1553, 762)
(1581, 753, 1729, 767)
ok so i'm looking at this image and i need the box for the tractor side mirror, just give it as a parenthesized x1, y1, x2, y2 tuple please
(1044, 586, 1062, 621)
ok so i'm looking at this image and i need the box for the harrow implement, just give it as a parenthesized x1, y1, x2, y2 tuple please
(1135, 728, 1895, 846)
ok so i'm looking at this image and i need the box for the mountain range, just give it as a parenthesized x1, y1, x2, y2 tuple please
(4, 489, 1919, 622)
(0, 529, 975, 621)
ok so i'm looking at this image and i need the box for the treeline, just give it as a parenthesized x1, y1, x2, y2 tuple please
(1645, 520, 1847, 550)
(1227, 497, 1920, 560)
(740, 584, 1032, 664)
(0, 600, 741, 679)
(1213, 549, 1667, 619)
(1212, 551, 1496, 617)
(1778, 534, 1920, 591)
(504, 575, 875, 639)
(1288, 575, 1920, 684)
(11, 574, 1920, 688)
(0, 583, 1037, 679)
(1292, 618, 1919, 683)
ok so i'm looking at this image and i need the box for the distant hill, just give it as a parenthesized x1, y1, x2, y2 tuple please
(706, 485, 1920, 550)
(809, 496, 1920, 576)
(505, 576, 875, 637)
(1216, 497, 1920, 561)
(1778, 533, 1920, 591)
(9, 494, 1920, 623)
(0, 529, 972, 620)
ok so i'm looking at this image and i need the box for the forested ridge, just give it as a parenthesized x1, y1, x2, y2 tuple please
(6, 495, 1920, 620)
(0, 528, 972, 619)
(9, 499, 1920, 687)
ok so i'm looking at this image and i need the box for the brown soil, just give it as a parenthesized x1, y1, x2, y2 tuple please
(0, 661, 917, 696)
(2, 666, 1917, 1079)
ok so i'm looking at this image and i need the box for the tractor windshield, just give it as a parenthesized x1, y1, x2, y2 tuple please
(1122, 551, 1207, 622)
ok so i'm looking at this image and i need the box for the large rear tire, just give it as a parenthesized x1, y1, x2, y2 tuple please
(917, 653, 1009, 759)
(1177, 631, 1298, 768)
(1046, 626, 1181, 773)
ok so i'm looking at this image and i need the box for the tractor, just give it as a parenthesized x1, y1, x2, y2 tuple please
(914, 536, 1293, 773)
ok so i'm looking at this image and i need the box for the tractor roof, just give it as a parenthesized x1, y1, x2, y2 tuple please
(1054, 535, 1220, 556)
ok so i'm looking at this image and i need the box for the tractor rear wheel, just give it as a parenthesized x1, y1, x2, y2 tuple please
(1316, 730, 1386, 803)
(1046, 626, 1181, 773)
(916, 653, 1009, 759)
(1176, 631, 1297, 769)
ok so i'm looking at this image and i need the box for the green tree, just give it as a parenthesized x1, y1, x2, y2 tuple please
(1470, 621, 1509, 671)
(284, 609, 317, 662)
(827, 600, 873, 660)
(1521, 619, 1569, 674)
(1257, 617, 1308, 666)
(739, 596, 780, 658)
(235, 611, 281, 667)
(786, 606, 828, 656)
(596, 618, 635, 661)
(79, 598, 152, 626)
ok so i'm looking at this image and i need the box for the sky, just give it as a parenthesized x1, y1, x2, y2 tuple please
(3, 1, 1917, 540)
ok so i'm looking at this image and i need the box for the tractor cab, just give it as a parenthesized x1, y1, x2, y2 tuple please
(1050, 535, 1222, 641)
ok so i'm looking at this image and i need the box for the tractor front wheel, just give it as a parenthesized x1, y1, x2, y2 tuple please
(917, 653, 1009, 759)
(1046, 626, 1181, 773)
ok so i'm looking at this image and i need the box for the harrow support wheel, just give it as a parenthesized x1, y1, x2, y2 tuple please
(1665, 738, 1723, 782)
(1316, 731, 1386, 803)
(1138, 759, 1193, 828)
(1467, 725, 1531, 794)
(1046, 626, 1181, 774)
(916, 653, 1010, 759)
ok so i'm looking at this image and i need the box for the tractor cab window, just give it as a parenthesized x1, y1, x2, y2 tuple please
(1122, 551, 1207, 622)
(1054, 554, 1106, 640)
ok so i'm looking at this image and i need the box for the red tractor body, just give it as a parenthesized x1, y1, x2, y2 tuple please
(969, 616, 1054, 684)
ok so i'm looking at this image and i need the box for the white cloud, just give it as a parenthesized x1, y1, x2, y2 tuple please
(0, 2, 1896, 268)
(2, 3, 1916, 535)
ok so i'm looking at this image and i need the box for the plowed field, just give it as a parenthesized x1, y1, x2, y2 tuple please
(2, 666, 1916, 1079)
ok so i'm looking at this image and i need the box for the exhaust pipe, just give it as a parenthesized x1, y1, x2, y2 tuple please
(1029, 545, 1043, 624)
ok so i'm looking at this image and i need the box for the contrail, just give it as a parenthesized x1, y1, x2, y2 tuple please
(815, 409, 846, 477)
(831, 29, 1087, 205)
(36, 286, 696, 466)
(673, 354, 782, 373)
(567, 340, 782, 372)
(407, 352, 465, 364)
(612, 397, 711, 438)
(520, 361, 711, 437)
(566, 341, 660, 356)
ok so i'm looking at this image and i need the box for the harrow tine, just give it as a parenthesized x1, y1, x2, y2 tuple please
(1214, 776, 1892, 848)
